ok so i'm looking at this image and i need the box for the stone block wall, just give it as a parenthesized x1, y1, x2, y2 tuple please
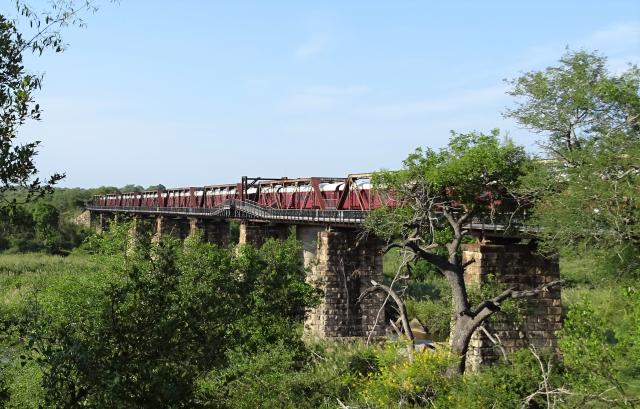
(299, 226, 386, 339)
(75, 210, 92, 228)
(89, 211, 103, 233)
(462, 243, 561, 371)
(238, 222, 289, 246)
(189, 219, 231, 246)
(154, 216, 190, 241)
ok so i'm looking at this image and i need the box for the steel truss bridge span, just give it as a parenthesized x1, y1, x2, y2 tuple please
(86, 199, 369, 226)
(87, 174, 536, 236)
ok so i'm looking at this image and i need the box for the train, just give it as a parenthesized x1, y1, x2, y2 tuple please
(91, 174, 396, 211)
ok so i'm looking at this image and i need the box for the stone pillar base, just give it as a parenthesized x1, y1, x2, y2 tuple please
(299, 226, 386, 339)
(189, 218, 231, 246)
(462, 243, 561, 371)
(154, 216, 190, 241)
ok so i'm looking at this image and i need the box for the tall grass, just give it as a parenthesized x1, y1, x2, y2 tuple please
(0, 253, 94, 316)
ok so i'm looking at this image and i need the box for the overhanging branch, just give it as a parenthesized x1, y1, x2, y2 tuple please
(471, 280, 564, 325)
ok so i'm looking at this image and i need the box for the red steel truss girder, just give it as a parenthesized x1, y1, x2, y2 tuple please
(90, 174, 386, 212)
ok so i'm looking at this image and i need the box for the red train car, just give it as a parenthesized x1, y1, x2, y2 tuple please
(90, 174, 395, 212)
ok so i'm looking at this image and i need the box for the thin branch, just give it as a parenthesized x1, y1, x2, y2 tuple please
(478, 325, 509, 363)
(358, 280, 415, 342)
(363, 248, 411, 346)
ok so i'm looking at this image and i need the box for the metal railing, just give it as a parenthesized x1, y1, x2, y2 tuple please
(85, 201, 538, 235)
(85, 199, 369, 225)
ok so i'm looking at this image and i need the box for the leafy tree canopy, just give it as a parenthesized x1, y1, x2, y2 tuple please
(508, 50, 640, 275)
(368, 129, 528, 242)
(506, 49, 640, 164)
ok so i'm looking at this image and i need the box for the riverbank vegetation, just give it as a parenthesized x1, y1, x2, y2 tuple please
(0, 247, 638, 407)
(0, 10, 638, 406)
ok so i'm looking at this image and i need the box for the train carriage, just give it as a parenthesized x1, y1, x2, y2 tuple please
(89, 174, 394, 212)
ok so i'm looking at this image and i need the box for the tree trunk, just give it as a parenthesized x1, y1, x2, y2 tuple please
(449, 316, 477, 375)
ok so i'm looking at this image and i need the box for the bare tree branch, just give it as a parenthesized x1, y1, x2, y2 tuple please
(358, 280, 414, 342)
(472, 280, 564, 325)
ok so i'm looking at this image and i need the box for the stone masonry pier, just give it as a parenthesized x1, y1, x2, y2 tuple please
(238, 222, 289, 246)
(298, 226, 386, 338)
(463, 242, 561, 371)
(89, 213, 386, 339)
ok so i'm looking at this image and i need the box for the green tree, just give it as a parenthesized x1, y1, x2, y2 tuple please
(507, 50, 640, 275)
(1, 1, 113, 209)
(32, 202, 59, 231)
(366, 130, 560, 374)
(32, 202, 62, 252)
(22, 227, 319, 407)
(506, 50, 639, 165)
(0, 15, 63, 208)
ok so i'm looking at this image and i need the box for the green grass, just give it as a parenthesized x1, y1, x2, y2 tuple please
(0, 252, 110, 408)
(0, 254, 91, 408)
(0, 253, 93, 311)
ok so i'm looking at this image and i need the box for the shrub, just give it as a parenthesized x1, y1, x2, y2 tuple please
(16, 229, 319, 408)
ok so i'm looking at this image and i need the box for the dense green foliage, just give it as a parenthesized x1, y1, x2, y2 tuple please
(509, 50, 640, 276)
(1, 248, 638, 408)
(367, 129, 528, 241)
(0, 187, 119, 254)
(1, 224, 319, 407)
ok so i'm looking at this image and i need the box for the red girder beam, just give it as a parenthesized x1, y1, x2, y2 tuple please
(337, 178, 351, 210)
(310, 177, 325, 210)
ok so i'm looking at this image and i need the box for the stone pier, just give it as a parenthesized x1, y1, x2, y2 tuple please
(154, 216, 190, 240)
(89, 211, 103, 233)
(189, 218, 231, 246)
(238, 222, 289, 246)
(298, 226, 386, 338)
(463, 242, 561, 371)
(90, 212, 114, 233)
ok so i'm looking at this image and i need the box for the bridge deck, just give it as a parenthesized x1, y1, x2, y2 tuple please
(86, 199, 368, 225)
(86, 199, 538, 237)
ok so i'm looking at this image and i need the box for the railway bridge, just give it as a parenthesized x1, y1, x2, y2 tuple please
(85, 174, 560, 370)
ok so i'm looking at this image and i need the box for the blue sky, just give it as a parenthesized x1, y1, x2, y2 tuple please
(4, 1, 640, 188)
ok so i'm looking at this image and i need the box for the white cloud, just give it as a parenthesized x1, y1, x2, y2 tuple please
(274, 85, 369, 114)
(359, 85, 508, 119)
(295, 34, 330, 59)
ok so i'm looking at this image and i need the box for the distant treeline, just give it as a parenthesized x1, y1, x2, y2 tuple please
(0, 185, 162, 254)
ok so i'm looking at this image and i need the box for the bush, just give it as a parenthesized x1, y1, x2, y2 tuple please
(15, 228, 319, 408)
(559, 292, 640, 406)
(448, 349, 561, 409)
(357, 345, 456, 408)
